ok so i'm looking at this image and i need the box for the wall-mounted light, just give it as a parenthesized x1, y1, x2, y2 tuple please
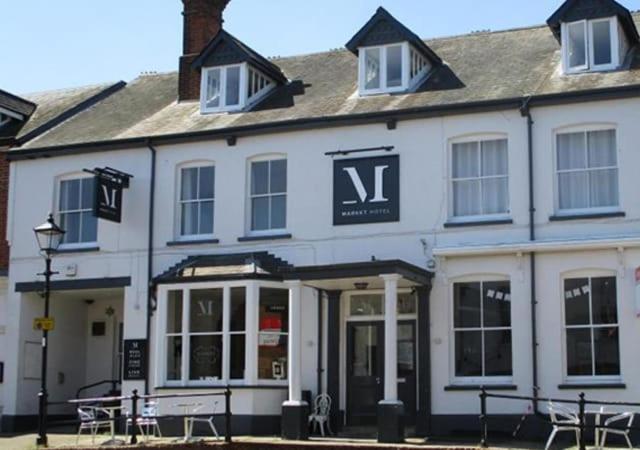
(354, 282, 369, 290)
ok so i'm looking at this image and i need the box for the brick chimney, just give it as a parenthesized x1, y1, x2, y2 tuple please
(179, 0, 230, 101)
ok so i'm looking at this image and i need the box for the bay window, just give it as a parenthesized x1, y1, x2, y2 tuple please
(451, 138, 509, 219)
(564, 276, 620, 378)
(159, 282, 289, 386)
(453, 280, 512, 380)
(556, 129, 619, 213)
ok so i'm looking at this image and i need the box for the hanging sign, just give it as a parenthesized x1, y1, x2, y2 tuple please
(635, 268, 640, 317)
(123, 339, 147, 381)
(333, 155, 400, 225)
(85, 167, 133, 223)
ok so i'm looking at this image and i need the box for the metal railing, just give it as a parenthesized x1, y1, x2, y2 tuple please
(56, 387, 233, 444)
(75, 379, 120, 399)
(479, 387, 640, 450)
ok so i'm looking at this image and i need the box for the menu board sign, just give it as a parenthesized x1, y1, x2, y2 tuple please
(123, 339, 147, 381)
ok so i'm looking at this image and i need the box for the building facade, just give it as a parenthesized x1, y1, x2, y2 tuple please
(3, 0, 640, 443)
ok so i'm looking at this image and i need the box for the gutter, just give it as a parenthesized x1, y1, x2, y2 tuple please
(145, 140, 157, 395)
(520, 100, 539, 416)
(8, 83, 640, 161)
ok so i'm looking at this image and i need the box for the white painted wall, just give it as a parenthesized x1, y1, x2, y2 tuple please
(4, 97, 640, 421)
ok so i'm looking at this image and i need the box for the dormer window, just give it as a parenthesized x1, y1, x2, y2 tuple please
(0, 113, 9, 128)
(563, 17, 620, 73)
(347, 7, 444, 97)
(548, 0, 639, 75)
(192, 30, 287, 115)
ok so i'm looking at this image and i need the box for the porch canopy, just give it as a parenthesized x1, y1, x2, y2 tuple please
(279, 259, 432, 290)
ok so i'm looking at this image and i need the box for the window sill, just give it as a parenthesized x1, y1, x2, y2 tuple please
(55, 246, 100, 254)
(549, 211, 625, 222)
(444, 384, 517, 392)
(558, 383, 626, 390)
(166, 238, 220, 247)
(444, 218, 513, 229)
(237, 233, 292, 242)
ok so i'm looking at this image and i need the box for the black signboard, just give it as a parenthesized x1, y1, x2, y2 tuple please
(94, 176, 124, 223)
(333, 155, 400, 225)
(123, 339, 147, 381)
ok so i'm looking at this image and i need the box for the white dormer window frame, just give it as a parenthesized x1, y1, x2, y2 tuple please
(200, 62, 275, 114)
(358, 42, 411, 96)
(562, 17, 621, 74)
(0, 113, 9, 128)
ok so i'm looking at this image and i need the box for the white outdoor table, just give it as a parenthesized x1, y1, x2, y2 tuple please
(174, 402, 203, 442)
(98, 405, 126, 446)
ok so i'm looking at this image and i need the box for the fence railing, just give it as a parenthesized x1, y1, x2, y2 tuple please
(59, 387, 233, 444)
(479, 387, 640, 450)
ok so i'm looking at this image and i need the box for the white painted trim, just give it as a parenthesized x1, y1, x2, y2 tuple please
(358, 42, 410, 96)
(200, 63, 245, 114)
(174, 161, 216, 240)
(0, 106, 23, 121)
(433, 236, 640, 257)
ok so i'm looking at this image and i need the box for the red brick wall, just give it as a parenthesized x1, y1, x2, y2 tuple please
(179, 0, 230, 101)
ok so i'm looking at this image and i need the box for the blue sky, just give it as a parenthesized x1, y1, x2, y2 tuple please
(2, 0, 640, 94)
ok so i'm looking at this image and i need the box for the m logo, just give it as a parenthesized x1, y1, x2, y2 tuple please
(333, 155, 399, 225)
(342, 165, 389, 205)
(94, 175, 124, 223)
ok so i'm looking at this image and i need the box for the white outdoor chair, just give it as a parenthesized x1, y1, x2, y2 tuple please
(545, 402, 581, 450)
(308, 393, 332, 437)
(187, 401, 220, 439)
(600, 411, 634, 449)
(126, 402, 162, 441)
(76, 406, 111, 444)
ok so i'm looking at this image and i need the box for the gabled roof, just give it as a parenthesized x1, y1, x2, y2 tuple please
(345, 7, 443, 66)
(7, 13, 640, 157)
(547, 0, 640, 43)
(0, 89, 36, 118)
(192, 30, 288, 84)
(154, 252, 293, 284)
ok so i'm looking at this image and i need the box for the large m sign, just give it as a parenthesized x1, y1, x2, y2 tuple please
(94, 176, 124, 223)
(333, 155, 399, 225)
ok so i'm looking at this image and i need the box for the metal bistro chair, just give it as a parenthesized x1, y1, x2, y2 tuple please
(600, 411, 635, 449)
(308, 393, 332, 437)
(126, 402, 162, 441)
(187, 400, 220, 440)
(545, 402, 581, 450)
(76, 406, 111, 444)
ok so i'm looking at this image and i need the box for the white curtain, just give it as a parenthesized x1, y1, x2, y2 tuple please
(557, 130, 617, 210)
(452, 140, 508, 217)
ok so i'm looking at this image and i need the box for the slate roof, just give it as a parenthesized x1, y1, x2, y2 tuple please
(12, 12, 640, 153)
(0, 89, 36, 117)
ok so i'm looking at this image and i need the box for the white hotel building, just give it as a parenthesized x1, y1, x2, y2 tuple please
(2, 0, 640, 443)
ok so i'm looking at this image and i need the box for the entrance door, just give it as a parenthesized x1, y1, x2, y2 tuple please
(347, 322, 384, 425)
(346, 321, 417, 425)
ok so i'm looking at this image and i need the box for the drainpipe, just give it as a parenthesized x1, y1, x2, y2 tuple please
(317, 290, 324, 396)
(520, 99, 540, 415)
(144, 140, 157, 395)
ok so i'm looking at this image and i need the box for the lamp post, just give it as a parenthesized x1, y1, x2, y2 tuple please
(33, 213, 65, 447)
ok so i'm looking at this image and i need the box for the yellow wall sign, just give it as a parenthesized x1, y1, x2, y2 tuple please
(33, 317, 55, 331)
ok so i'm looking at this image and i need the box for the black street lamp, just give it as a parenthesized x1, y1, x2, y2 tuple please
(33, 213, 64, 447)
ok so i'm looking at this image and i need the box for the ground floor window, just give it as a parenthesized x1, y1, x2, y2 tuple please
(159, 282, 288, 385)
(564, 276, 620, 378)
(258, 288, 289, 380)
(453, 280, 512, 379)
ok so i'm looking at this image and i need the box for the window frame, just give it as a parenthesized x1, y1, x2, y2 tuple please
(176, 161, 216, 241)
(561, 271, 622, 384)
(553, 125, 620, 216)
(200, 63, 248, 114)
(448, 134, 511, 223)
(246, 154, 288, 236)
(156, 280, 289, 388)
(562, 17, 620, 74)
(449, 275, 513, 386)
(56, 173, 98, 250)
(358, 42, 411, 96)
